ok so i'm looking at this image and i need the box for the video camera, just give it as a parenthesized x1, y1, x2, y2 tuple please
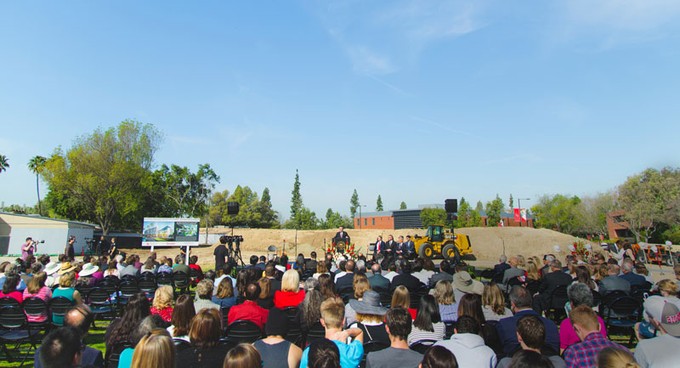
(219, 235, 244, 250)
(32, 240, 45, 245)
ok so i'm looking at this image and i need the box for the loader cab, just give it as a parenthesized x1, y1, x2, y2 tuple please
(427, 225, 444, 242)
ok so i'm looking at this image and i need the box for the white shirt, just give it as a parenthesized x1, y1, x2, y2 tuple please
(384, 271, 399, 282)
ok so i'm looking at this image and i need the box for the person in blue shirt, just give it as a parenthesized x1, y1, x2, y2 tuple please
(299, 297, 364, 368)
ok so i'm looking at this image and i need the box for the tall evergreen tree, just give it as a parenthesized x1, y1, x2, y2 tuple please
(509, 194, 514, 210)
(290, 169, 302, 220)
(350, 189, 360, 218)
(376, 195, 384, 211)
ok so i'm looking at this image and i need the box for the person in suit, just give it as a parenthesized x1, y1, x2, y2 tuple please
(404, 236, 415, 260)
(598, 264, 631, 296)
(493, 255, 511, 283)
(368, 263, 390, 293)
(619, 259, 647, 288)
(373, 236, 386, 261)
(334, 226, 350, 245)
(335, 260, 356, 293)
(390, 261, 423, 293)
(536, 260, 573, 312)
(395, 236, 406, 259)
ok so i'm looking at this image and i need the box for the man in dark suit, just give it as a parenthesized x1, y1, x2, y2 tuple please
(368, 263, 390, 293)
(492, 255, 511, 283)
(373, 236, 386, 261)
(334, 226, 350, 245)
(497, 286, 560, 357)
(390, 261, 423, 292)
(619, 259, 647, 288)
(536, 260, 572, 312)
(305, 251, 318, 272)
(404, 235, 415, 260)
(385, 235, 398, 260)
(599, 264, 631, 296)
(335, 259, 356, 293)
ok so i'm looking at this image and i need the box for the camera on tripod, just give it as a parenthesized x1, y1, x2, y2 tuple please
(220, 235, 244, 250)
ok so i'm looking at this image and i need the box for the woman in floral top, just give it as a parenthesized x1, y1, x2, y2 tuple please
(150, 285, 174, 323)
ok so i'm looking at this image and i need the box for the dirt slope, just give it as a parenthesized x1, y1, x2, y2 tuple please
(148, 227, 602, 269)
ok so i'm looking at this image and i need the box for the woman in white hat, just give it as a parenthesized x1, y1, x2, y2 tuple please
(44, 261, 62, 288)
(78, 262, 100, 287)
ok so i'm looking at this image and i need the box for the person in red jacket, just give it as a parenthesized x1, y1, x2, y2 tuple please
(228, 283, 269, 329)
(274, 269, 306, 309)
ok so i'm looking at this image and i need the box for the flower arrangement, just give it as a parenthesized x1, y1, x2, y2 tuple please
(569, 240, 592, 262)
(326, 241, 360, 261)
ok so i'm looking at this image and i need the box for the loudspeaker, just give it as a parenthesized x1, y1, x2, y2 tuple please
(227, 202, 240, 215)
(445, 199, 458, 213)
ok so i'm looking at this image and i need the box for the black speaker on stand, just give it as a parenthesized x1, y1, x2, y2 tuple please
(226, 202, 245, 267)
(445, 199, 458, 214)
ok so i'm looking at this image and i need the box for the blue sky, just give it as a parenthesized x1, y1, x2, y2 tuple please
(1, 1, 679, 220)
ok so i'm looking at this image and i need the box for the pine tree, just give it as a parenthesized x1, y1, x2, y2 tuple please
(376, 195, 384, 211)
(350, 189, 360, 218)
(509, 194, 514, 210)
(290, 169, 302, 220)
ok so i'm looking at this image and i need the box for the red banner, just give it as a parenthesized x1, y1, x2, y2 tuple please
(514, 208, 521, 222)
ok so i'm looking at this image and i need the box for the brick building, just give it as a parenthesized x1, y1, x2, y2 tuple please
(355, 209, 535, 229)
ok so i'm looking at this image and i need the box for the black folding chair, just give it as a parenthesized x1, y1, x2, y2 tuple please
(138, 274, 158, 299)
(304, 322, 325, 347)
(604, 296, 641, 347)
(0, 298, 20, 309)
(88, 287, 117, 327)
(156, 272, 174, 287)
(105, 341, 133, 368)
(224, 320, 263, 344)
(0, 305, 40, 365)
(361, 340, 390, 368)
(49, 297, 75, 328)
(409, 339, 437, 354)
(283, 307, 303, 346)
(172, 271, 190, 296)
(21, 297, 50, 334)
(546, 285, 569, 322)
(410, 285, 429, 309)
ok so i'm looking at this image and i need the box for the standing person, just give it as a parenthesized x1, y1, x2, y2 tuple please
(214, 236, 229, 272)
(65, 236, 75, 261)
(373, 236, 385, 261)
(365, 307, 423, 368)
(108, 237, 119, 258)
(98, 236, 109, 256)
(334, 226, 350, 246)
(21, 237, 36, 262)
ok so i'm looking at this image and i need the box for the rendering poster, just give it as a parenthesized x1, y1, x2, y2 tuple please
(142, 217, 200, 246)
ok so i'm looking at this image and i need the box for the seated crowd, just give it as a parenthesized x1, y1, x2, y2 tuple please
(4, 243, 680, 368)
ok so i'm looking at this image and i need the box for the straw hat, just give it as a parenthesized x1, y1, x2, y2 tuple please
(58, 262, 77, 275)
(44, 262, 62, 276)
(453, 271, 484, 295)
(78, 263, 99, 277)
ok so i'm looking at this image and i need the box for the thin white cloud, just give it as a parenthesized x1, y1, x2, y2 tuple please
(553, 0, 680, 47)
(367, 75, 411, 96)
(303, 0, 488, 75)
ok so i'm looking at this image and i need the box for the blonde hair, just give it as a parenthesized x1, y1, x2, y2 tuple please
(152, 285, 173, 310)
(195, 279, 214, 299)
(482, 283, 506, 316)
(525, 261, 540, 281)
(570, 305, 599, 331)
(390, 285, 410, 310)
(597, 346, 640, 368)
(27, 271, 47, 294)
(131, 329, 174, 368)
(658, 279, 678, 296)
(356, 313, 383, 324)
(281, 269, 300, 292)
(516, 255, 526, 268)
(352, 274, 370, 299)
(59, 272, 75, 287)
(216, 277, 235, 299)
(320, 297, 345, 329)
(433, 280, 454, 305)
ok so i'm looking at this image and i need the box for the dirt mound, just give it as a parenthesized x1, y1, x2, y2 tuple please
(145, 227, 602, 269)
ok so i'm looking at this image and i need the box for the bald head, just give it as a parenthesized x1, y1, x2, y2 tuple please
(64, 305, 94, 337)
(371, 263, 381, 275)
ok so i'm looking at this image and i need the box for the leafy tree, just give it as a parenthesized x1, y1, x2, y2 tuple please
(42, 120, 161, 234)
(350, 189, 359, 218)
(376, 195, 384, 211)
(290, 170, 302, 220)
(28, 155, 47, 216)
(0, 154, 8, 174)
(455, 198, 471, 227)
(208, 190, 230, 226)
(149, 163, 219, 218)
(400, 201, 407, 210)
(618, 167, 680, 241)
(578, 191, 618, 238)
(323, 208, 352, 229)
(531, 194, 583, 235)
(284, 207, 319, 229)
(485, 194, 505, 227)
(469, 209, 483, 227)
(420, 207, 447, 228)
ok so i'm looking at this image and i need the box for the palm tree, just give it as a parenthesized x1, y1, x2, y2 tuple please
(0, 155, 9, 174)
(28, 156, 47, 216)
